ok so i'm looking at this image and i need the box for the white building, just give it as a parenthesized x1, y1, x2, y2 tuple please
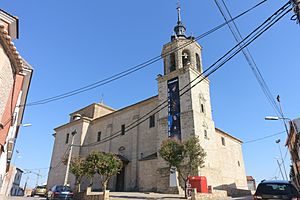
(0, 9, 33, 195)
(47, 6, 248, 195)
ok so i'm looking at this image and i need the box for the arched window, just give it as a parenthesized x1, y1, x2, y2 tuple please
(169, 53, 176, 72)
(182, 50, 190, 66)
(196, 53, 201, 72)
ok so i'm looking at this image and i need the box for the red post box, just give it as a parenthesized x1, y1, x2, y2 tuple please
(187, 176, 208, 193)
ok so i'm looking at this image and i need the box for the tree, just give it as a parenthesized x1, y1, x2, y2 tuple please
(159, 136, 206, 198)
(69, 156, 86, 192)
(181, 136, 206, 197)
(84, 152, 99, 187)
(159, 139, 185, 169)
(85, 151, 123, 198)
(62, 156, 86, 193)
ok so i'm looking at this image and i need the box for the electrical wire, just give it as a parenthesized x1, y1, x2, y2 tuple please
(77, 2, 291, 148)
(21, 0, 267, 107)
(72, 2, 292, 148)
(243, 131, 285, 144)
(214, 0, 282, 117)
(50, 145, 70, 171)
(100, 1, 292, 146)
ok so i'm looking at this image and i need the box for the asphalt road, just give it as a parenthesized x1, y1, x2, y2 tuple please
(1, 195, 253, 200)
(0, 197, 45, 200)
(232, 196, 253, 200)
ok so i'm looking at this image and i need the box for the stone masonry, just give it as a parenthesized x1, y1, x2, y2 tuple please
(47, 8, 248, 195)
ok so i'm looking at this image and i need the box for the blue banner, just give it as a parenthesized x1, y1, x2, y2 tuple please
(167, 77, 181, 140)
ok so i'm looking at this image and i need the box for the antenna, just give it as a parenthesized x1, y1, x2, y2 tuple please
(100, 93, 104, 104)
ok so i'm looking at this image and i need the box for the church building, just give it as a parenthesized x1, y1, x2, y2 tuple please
(47, 6, 248, 194)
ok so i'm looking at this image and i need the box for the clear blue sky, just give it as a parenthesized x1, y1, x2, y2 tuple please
(1, 0, 300, 188)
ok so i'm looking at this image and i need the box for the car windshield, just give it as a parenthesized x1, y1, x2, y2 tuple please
(256, 183, 295, 195)
(37, 186, 46, 189)
(55, 186, 72, 192)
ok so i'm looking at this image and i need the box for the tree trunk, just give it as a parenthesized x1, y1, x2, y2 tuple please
(102, 180, 108, 199)
(184, 179, 188, 199)
(89, 178, 93, 186)
(74, 178, 79, 193)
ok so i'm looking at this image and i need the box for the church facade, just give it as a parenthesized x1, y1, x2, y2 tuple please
(47, 7, 248, 193)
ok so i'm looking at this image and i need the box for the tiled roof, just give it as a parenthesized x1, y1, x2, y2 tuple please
(0, 23, 24, 73)
(215, 127, 243, 143)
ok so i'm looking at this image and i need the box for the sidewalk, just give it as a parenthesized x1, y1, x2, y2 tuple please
(109, 192, 185, 199)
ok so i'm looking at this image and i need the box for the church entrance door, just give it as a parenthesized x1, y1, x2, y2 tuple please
(116, 166, 125, 191)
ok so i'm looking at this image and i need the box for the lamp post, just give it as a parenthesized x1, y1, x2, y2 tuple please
(63, 129, 77, 186)
(265, 116, 300, 186)
(265, 116, 298, 135)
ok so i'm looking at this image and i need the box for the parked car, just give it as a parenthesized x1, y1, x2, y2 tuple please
(31, 185, 47, 197)
(47, 185, 74, 200)
(253, 180, 300, 200)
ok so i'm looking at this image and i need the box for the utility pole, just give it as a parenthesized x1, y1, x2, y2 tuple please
(276, 139, 288, 180)
(290, 0, 300, 23)
(23, 170, 42, 189)
(63, 129, 77, 186)
(23, 176, 29, 194)
(276, 158, 285, 180)
(36, 169, 40, 186)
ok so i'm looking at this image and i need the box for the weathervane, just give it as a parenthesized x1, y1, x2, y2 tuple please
(177, 0, 182, 23)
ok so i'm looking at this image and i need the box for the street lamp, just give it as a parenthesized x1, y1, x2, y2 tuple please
(265, 116, 300, 185)
(63, 129, 77, 186)
(265, 116, 299, 138)
(20, 123, 32, 127)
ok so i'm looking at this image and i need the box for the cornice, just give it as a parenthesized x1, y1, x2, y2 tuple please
(0, 23, 23, 74)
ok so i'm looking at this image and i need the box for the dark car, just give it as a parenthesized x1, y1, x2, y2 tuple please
(46, 185, 74, 200)
(253, 180, 300, 200)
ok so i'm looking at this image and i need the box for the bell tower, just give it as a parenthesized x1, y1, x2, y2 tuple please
(156, 4, 219, 193)
(157, 3, 215, 141)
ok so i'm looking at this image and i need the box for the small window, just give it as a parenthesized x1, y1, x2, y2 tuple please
(201, 104, 205, 113)
(65, 133, 70, 144)
(204, 130, 208, 139)
(238, 161, 240, 167)
(97, 131, 101, 142)
(221, 137, 225, 146)
(149, 115, 155, 128)
(196, 53, 201, 72)
(169, 53, 176, 72)
(121, 124, 125, 135)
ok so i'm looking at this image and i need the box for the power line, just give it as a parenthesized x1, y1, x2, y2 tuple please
(244, 131, 285, 144)
(50, 145, 70, 171)
(214, 0, 282, 117)
(23, 167, 49, 171)
(21, 0, 267, 107)
(72, 2, 291, 148)
(76, 2, 291, 148)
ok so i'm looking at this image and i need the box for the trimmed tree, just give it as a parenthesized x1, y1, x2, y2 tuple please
(181, 136, 206, 197)
(159, 139, 185, 169)
(159, 136, 206, 198)
(69, 156, 86, 193)
(85, 151, 123, 198)
(62, 156, 86, 193)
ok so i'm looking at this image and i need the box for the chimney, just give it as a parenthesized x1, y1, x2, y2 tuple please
(0, 9, 19, 40)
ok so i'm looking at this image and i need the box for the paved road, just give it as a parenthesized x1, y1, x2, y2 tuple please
(232, 196, 253, 200)
(0, 194, 253, 200)
(0, 197, 45, 200)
